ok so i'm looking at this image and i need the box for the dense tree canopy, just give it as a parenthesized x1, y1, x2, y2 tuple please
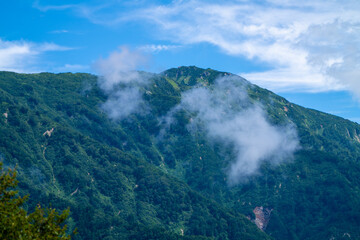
(0, 162, 74, 239)
(1, 67, 360, 239)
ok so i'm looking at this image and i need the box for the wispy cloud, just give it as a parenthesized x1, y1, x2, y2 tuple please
(55, 64, 89, 73)
(33, 0, 360, 96)
(138, 44, 180, 53)
(33, 0, 134, 26)
(132, 0, 360, 94)
(49, 30, 69, 34)
(33, 1, 78, 12)
(0, 39, 72, 72)
(93, 46, 151, 120)
(161, 75, 299, 184)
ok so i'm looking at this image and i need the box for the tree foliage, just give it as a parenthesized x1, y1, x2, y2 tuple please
(0, 162, 73, 239)
(1, 68, 360, 239)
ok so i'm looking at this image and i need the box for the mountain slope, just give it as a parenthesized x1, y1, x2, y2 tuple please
(0, 71, 270, 240)
(160, 67, 360, 240)
(1, 67, 360, 240)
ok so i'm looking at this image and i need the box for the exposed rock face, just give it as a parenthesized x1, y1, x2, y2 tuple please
(3, 112, 8, 123)
(253, 206, 272, 231)
(354, 134, 360, 143)
(43, 128, 54, 137)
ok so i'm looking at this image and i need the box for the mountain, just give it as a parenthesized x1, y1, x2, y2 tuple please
(1, 66, 360, 240)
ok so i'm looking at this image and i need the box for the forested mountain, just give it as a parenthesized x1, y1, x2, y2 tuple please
(1, 66, 360, 239)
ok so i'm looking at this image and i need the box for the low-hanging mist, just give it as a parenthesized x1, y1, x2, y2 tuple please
(165, 76, 299, 185)
(94, 47, 150, 120)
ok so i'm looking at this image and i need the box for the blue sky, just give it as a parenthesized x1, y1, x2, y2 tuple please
(1, 0, 360, 122)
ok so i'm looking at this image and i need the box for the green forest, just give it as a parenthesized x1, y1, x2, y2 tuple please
(1, 66, 360, 239)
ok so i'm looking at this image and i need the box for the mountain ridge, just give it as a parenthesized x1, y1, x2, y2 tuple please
(1, 66, 360, 239)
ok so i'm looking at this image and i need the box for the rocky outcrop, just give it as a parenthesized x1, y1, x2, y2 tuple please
(3, 112, 8, 123)
(253, 206, 272, 231)
(43, 128, 54, 137)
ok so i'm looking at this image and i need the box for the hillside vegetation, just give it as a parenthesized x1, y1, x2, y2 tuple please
(1, 66, 360, 239)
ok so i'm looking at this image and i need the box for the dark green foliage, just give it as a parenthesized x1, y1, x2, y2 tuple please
(160, 67, 360, 239)
(163, 66, 230, 89)
(1, 66, 360, 240)
(0, 162, 73, 239)
(0, 70, 269, 239)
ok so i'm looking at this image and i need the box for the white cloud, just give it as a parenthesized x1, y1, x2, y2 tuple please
(137, 44, 180, 53)
(162, 76, 299, 184)
(33, 1, 78, 12)
(33, 1, 134, 26)
(34, 0, 360, 96)
(242, 67, 344, 93)
(93, 47, 150, 120)
(50, 30, 69, 34)
(132, 0, 360, 95)
(94, 46, 147, 91)
(55, 64, 90, 73)
(298, 21, 360, 97)
(37, 43, 73, 52)
(0, 39, 72, 72)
